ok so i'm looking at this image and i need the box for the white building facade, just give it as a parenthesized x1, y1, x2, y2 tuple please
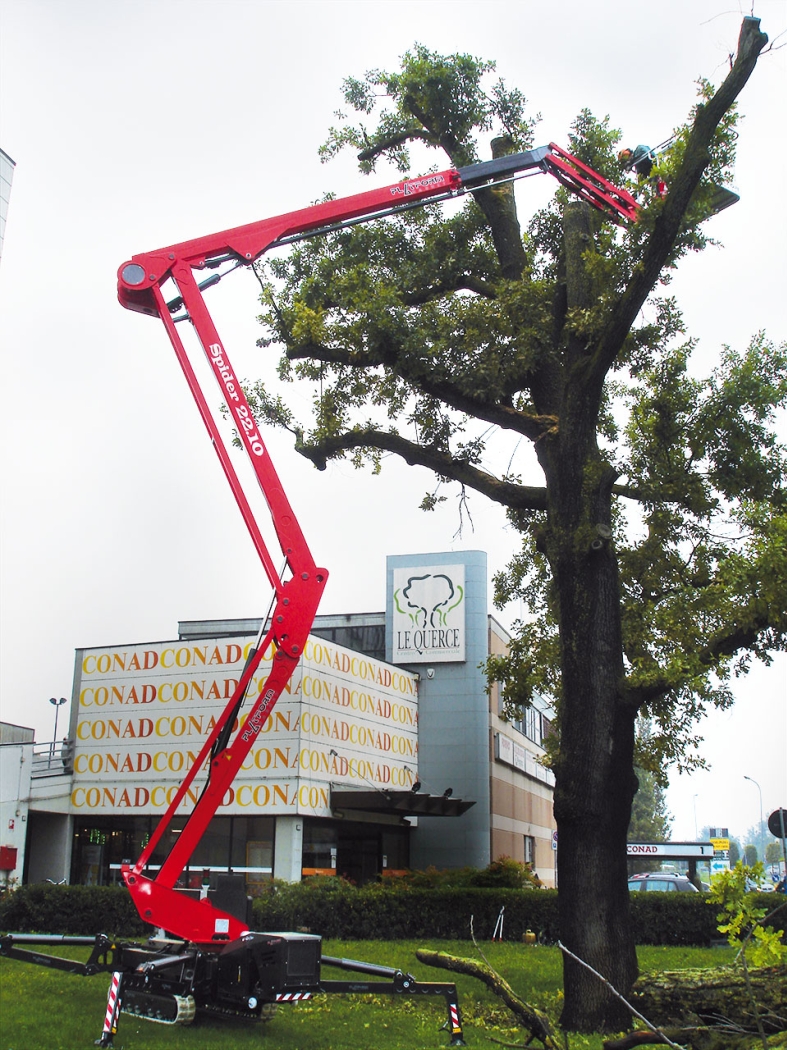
(18, 551, 557, 891)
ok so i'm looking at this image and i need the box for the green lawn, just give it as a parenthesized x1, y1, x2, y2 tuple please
(0, 939, 734, 1050)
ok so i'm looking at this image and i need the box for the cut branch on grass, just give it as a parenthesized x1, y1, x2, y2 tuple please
(630, 966, 787, 1026)
(416, 947, 558, 1050)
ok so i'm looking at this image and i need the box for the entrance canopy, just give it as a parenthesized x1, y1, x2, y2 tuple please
(330, 789, 475, 819)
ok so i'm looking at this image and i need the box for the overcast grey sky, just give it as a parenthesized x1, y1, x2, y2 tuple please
(1, 0, 784, 847)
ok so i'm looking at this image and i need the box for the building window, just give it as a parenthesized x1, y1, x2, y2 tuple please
(496, 683, 506, 716)
(71, 814, 273, 894)
(231, 815, 274, 892)
(507, 707, 544, 747)
(189, 816, 232, 873)
(525, 707, 542, 746)
(302, 823, 338, 876)
(311, 624, 385, 662)
(301, 819, 410, 884)
(524, 835, 536, 866)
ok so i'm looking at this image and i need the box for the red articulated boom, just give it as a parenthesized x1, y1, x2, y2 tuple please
(0, 143, 637, 1049)
(114, 141, 637, 948)
(115, 142, 637, 946)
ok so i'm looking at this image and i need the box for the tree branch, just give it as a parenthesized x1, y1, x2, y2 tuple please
(287, 340, 556, 442)
(611, 482, 702, 506)
(403, 94, 466, 163)
(270, 271, 497, 316)
(590, 17, 769, 384)
(613, 483, 648, 502)
(296, 427, 548, 510)
(402, 274, 498, 304)
(469, 135, 530, 280)
(622, 609, 780, 711)
(416, 948, 558, 1049)
(357, 128, 435, 162)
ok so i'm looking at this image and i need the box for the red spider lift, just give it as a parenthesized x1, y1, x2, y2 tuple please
(1, 143, 638, 1047)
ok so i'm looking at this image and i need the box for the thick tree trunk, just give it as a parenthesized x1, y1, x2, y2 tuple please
(540, 27, 769, 1027)
(551, 527, 639, 1031)
(539, 202, 640, 1031)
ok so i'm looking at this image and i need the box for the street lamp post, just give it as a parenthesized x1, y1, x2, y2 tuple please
(743, 775, 764, 863)
(49, 696, 67, 764)
(693, 794, 699, 840)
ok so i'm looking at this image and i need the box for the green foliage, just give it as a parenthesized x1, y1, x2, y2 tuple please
(252, 43, 787, 779)
(469, 856, 543, 889)
(709, 861, 787, 967)
(251, 880, 559, 941)
(765, 842, 783, 866)
(319, 44, 538, 173)
(248, 878, 787, 947)
(389, 857, 541, 889)
(628, 766, 672, 843)
(628, 891, 722, 947)
(628, 720, 673, 845)
(611, 333, 787, 772)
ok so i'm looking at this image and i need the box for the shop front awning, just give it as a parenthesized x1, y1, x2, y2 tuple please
(330, 789, 475, 818)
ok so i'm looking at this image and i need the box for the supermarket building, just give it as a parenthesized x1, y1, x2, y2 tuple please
(4, 551, 556, 891)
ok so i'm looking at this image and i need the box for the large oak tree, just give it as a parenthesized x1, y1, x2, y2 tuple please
(248, 18, 785, 1030)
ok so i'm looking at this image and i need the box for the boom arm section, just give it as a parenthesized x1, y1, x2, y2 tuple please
(115, 143, 637, 945)
(116, 264, 329, 944)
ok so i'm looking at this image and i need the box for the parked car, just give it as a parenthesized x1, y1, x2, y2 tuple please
(746, 876, 775, 892)
(628, 873, 699, 892)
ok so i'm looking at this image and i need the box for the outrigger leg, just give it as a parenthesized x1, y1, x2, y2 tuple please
(320, 954, 466, 1046)
(443, 988, 466, 1046)
(95, 971, 124, 1048)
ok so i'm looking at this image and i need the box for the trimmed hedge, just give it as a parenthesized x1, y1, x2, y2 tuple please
(252, 882, 786, 946)
(251, 880, 560, 941)
(629, 891, 728, 946)
(2, 882, 783, 947)
(0, 884, 147, 937)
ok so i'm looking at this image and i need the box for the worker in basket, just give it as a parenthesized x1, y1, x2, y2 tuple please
(618, 144, 667, 197)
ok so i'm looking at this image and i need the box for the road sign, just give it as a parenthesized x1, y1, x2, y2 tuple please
(710, 837, 730, 851)
(626, 843, 715, 858)
(767, 809, 787, 839)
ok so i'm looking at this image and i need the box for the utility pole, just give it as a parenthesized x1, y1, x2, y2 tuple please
(743, 775, 764, 862)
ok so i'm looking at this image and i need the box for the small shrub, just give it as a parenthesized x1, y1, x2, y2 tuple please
(469, 857, 542, 889)
(377, 857, 541, 890)
(378, 864, 481, 889)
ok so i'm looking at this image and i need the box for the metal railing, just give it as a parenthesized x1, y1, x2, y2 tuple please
(31, 742, 72, 778)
